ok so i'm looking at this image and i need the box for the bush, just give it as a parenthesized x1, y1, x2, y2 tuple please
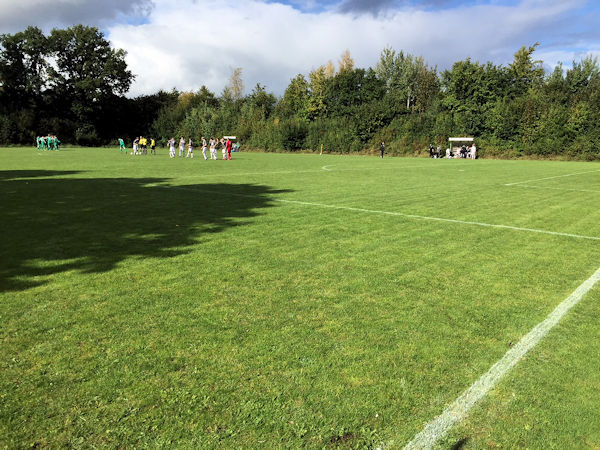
(0, 115, 16, 145)
(280, 118, 308, 150)
(75, 124, 98, 146)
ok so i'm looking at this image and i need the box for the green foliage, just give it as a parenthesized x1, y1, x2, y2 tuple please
(508, 43, 545, 96)
(0, 115, 16, 144)
(325, 68, 385, 117)
(276, 74, 309, 118)
(306, 65, 329, 120)
(0, 25, 133, 144)
(279, 118, 308, 150)
(3, 27, 600, 160)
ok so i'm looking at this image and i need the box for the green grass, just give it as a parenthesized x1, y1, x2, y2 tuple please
(1, 147, 599, 448)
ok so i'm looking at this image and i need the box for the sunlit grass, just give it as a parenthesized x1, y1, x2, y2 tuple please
(1, 147, 599, 447)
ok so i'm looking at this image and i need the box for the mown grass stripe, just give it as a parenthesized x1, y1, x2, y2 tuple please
(400, 265, 600, 449)
(508, 184, 600, 194)
(111, 179, 600, 241)
(274, 198, 600, 242)
(504, 169, 600, 186)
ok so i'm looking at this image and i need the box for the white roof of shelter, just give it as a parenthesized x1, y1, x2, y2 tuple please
(449, 137, 474, 142)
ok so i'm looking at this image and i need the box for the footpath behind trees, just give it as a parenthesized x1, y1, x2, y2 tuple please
(2, 28, 599, 160)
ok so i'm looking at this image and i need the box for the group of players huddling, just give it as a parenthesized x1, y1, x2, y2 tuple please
(36, 135, 61, 150)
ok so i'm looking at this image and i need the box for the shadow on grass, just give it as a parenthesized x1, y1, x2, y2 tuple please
(1, 170, 290, 292)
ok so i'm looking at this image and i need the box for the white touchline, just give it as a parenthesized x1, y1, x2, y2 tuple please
(399, 265, 600, 450)
(504, 169, 600, 186)
(507, 184, 600, 194)
(112, 181, 600, 241)
(176, 169, 326, 178)
(275, 199, 600, 242)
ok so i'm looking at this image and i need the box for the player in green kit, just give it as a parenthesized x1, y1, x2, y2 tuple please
(119, 138, 126, 153)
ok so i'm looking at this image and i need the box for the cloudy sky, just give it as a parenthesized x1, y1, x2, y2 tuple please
(1, 0, 599, 97)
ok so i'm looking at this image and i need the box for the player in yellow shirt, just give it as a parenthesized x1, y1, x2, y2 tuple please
(140, 136, 147, 155)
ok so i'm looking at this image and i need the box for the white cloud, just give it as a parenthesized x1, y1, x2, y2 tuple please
(10, 0, 592, 97)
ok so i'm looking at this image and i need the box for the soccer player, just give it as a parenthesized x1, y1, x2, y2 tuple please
(150, 138, 156, 155)
(119, 138, 126, 153)
(201, 136, 208, 160)
(380, 141, 385, 158)
(168, 137, 176, 158)
(226, 138, 232, 160)
(186, 138, 194, 158)
(141, 136, 147, 155)
(209, 138, 217, 160)
(179, 137, 185, 157)
(220, 138, 226, 160)
(133, 137, 139, 155)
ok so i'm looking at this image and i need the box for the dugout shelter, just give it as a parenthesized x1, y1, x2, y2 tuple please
(449, 137, 474, 154)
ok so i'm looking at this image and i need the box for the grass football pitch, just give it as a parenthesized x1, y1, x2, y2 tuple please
(1, 147, 599, 448)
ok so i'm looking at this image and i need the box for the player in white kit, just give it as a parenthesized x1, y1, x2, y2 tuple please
(201, 137, 208, 160)
(186, 138, 194, 158)
(168, 137, 176, 158)
(179, 137, 185, 157)
(209, 138, 217, 160)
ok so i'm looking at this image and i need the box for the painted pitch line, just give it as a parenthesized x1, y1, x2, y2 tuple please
(175, 168, 328, 178)
(507, 184, 600, 194)
(113, 181, 600, 242)
(399, 265, 600, 449)
(173, 163, 466, 179)
(275, 199, 600, 242)
(504, 169, 600, 186)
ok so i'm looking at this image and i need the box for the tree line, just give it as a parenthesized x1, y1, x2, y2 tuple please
(2, 26, 600, 159)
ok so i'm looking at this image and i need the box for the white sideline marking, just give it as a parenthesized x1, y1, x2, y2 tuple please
(172, 163, 463, 180)
(176, 169, 326, 178)
(400, 265, 600, 450)
(114, 181, 600, 241)
(504, 169, 600, 186)
(275, 199, 600, 242)
(111, 180, 600, 241)
(508, 184, 600, 194)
